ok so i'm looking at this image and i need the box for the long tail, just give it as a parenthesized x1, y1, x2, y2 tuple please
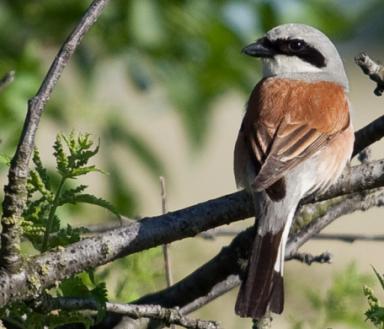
(235, 229, 284, 318)
(235, 195, 295, 319)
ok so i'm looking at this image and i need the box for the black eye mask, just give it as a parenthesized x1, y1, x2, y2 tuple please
(262, 37, 326, 68)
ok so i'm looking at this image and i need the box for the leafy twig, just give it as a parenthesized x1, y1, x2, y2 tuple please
(0, 0, 110, 273)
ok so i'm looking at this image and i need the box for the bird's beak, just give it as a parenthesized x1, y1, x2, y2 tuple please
(242, 37, 274, 58)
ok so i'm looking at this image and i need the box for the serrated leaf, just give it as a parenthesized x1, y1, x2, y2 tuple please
(59, 276, 90, 297)
(91, 282, 108, 323)
(32, 148, 51, 190)
(48, 225, 86, 249)
(59, 184, 88, 202)
(58, 193, 121, 219)
(54, 134, 69, 176)
(67, 165, 104, 178)
(28, 169, 53, 199)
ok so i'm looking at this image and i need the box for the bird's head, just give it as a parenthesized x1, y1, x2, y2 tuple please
(243, 23, 348, 89)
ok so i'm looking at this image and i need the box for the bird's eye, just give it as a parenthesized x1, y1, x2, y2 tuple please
(288, 40, 306, 52)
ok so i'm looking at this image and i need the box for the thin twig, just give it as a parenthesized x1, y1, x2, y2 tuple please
(160, 176, 173, 288)
(355, 52, 384, 96)
(0, 0, 110, 273)
(0, 71, 15, 92)
(289, 251, 332, 265)
(313, 233, 384, 243)
(201, 228, 384, 244)
(43, 298, 221, 329)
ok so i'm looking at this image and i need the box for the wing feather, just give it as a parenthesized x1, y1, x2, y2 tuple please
(236, 78, 350, 193)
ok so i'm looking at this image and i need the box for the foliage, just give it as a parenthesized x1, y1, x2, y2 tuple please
(364, 267, 384, 328)
(291, 263, 374, 329)
(0, 132, 162, 328)
(23, 132, 119, 252)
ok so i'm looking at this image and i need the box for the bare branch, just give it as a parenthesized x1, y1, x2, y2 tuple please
(0, 0, 110, 273)
(313, 233, 384, 243)
(286, 191, 384, 258)
(355, 52, 384, 96)
(1, 159, 384, 308)
(127, 191, 384, 321)
(48, 298, 221, 329)
(303, 159, 384, 203)
(0, 71, 15, 92)
(288, 251, 332, 265)
(201, 229, 384, 244)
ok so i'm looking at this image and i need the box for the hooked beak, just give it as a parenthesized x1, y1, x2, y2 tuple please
(242, 37, 274, 58)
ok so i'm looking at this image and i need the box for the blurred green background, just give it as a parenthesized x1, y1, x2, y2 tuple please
(1, 0, 384, 328)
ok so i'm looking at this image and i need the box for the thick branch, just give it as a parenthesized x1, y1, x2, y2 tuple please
(0, 0, 110, 273)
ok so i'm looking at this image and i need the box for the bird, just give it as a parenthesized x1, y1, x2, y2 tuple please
(233, 23, 354, 319)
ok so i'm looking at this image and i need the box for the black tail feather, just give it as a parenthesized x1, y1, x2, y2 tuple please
(269, 271, 284, 314)
(235, 230, 284, 319)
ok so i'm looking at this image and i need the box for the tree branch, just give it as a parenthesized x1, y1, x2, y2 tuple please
(313, 233, 384, 242)
(41, 298, 220, 329)
(289, 251, 332, 265)
(286, 191, 384, 257)
(0, 0, 110, 274)
(0, 158, 384, 309)
(127, 190, 384, 320)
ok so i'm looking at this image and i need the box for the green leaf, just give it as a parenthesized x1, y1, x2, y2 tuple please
(67, 165, 103, 178)
(54, 134, 69, 176)
(59, 276, 90, 297)
(32, 148, 51, 190)
(58, 193, 121, 219)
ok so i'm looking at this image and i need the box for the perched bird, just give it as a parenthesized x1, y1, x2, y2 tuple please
(234, 23, 354, 319)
